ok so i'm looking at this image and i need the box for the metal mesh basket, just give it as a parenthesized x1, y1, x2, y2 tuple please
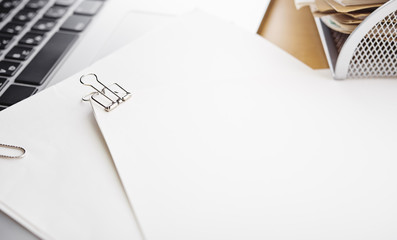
(315, 0, 397, 79)
(348, 11, 397, 78)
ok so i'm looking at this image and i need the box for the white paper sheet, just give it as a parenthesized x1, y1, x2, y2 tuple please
(0, 72, 142, 239)
(85, 11, 397, 239)
(123, 0, 270, 33)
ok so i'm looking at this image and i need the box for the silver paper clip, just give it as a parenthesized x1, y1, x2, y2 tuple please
(0, 143, 26, 159)
(80, 73, 132, 112)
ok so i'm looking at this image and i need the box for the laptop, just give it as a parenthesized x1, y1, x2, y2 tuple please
(0, 0, 270, 238)
(0, 0, 177, 112)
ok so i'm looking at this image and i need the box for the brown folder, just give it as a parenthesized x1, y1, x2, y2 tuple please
(258, 0, 329, 69)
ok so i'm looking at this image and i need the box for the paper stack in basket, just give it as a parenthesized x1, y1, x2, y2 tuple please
(295, 0, 389, 34)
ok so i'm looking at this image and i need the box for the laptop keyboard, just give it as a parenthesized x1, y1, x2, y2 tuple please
(0, 0, 104, 110)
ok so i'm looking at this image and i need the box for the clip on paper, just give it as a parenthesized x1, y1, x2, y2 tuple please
(80, 73, 132, 112)
(0, 143, 26, 159)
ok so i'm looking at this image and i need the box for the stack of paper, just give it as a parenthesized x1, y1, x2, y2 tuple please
(81, 10, 397, 240)
(295, 0, 389, 34)
(3, 9, 397, 239)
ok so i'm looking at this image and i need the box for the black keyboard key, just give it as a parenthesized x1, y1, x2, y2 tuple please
(55, 0, 76, 6)
(1, 0, 21, 10)
(44, 6, 68, 19)
(0, 61, 20, 76)
(0, 107, 5, 111)
(13, 9, 37, 22)
(19, 32, 44, 45)
(0, 85, 36, 106)
(32, 19, 57, 32)
(61, 15, 91, 32)
(75, 1, 103, 16)
(6, 46, 33, 60)
(16, 32, 78, 86)
(0, 78, 7, 90)
(25, 0, 48, 10)
(0, 35, 13, 49)
(0, 22, 25, 35)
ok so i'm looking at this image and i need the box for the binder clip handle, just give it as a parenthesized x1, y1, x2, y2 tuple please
(80, 73, 132, 112)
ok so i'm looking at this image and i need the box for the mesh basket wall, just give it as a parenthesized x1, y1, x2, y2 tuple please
(347, 11, 397, 78)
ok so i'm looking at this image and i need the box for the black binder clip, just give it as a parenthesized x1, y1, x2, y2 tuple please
(80, 73, 132, 112)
